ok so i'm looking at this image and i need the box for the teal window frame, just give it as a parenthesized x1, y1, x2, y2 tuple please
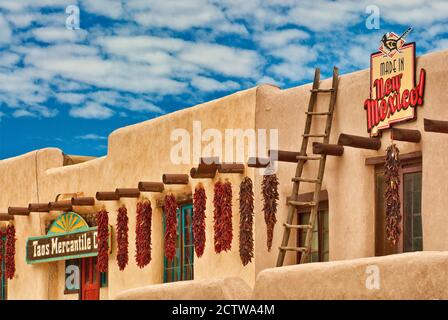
(1, 234, 6, 300)
(163, 203, 194, 283)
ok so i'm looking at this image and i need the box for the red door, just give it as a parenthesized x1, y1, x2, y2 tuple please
(81, 257, 100, 300)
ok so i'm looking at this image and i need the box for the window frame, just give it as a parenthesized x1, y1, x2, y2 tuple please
(374, 159, 422, 255)
(163, 203, 194, 283)
(296, 201, 329, 263)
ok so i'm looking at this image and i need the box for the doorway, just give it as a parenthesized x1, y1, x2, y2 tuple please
(81, 257, 100, 300)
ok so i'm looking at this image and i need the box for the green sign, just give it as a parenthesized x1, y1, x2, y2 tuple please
(26, 212, 110, 264)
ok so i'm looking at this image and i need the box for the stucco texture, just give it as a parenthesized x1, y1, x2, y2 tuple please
(115, 277, 252, 300)
(253, 251, 448, 300)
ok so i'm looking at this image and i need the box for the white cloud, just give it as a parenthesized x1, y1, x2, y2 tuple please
(82, 0, 123, 19)
(69, 102, 114, 119)
(76, 133, 107, 140)
(55, 92, 86, 104)
(0, 14, 12, 44)
(179, 43, 261, 78)
(12, 109, 35, 118)
(0, 52, 20, 67)
(257, 29, 309, 48)
(32, 27, 87, 43)
(191, 76, 240, 92)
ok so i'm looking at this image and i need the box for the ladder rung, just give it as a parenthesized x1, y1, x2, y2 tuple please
(310, 89, 335, 93)
(303, 134, 327, 138)
(292, 177, 320, 183)
(284, 223, 312, 229)
(296, 155, 322, 160)
(279, 246, 308, 252)
(306, 111, 331, 116)
(288, 200, 317, 207)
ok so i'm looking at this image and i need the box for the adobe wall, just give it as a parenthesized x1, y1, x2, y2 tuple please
(0, 88, 258, 299)
(253, 49, 448, 274)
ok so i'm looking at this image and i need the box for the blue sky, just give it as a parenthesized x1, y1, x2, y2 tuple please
(0, 0, 447, 159)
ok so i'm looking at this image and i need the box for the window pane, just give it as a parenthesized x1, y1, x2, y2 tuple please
(297, 210, 329, 263)
(403, 171, 423, 252)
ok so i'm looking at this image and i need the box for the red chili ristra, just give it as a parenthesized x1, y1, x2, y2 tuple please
(193, 183, 206, 258)
(164, 194, 177, 261)
(239, 177, 254, 266)
(262, 174, 279, 251)
(5, 224, 16, 280)
(116, 205, 129, 271)
(385, 143, 401, 245)
(135, 200, 152, 268)
(0, 229, 4, 279)
(213, 180, 233, 253)
(97, 209, 109, 273)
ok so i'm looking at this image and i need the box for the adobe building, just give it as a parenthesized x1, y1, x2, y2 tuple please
(1, 43, 448, 300)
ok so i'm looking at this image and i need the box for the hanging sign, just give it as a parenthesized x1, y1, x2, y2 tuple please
(364, 27, 426, 136)
(26, 212, 111, 264)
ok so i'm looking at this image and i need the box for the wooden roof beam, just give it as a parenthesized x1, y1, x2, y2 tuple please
(338, 133, 381, 150)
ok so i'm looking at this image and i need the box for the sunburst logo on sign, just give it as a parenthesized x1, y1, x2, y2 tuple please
(47, 212, 90, 235)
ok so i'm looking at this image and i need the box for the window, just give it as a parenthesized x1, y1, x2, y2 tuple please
(375, 161, 422, 255)
(296, 205, 329, 263)
(1, 233, 6, 300)
(163, 203, 194, 283)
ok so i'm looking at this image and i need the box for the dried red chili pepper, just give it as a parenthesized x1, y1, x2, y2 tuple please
(116, 205, 129, 271)
(239, 177, 254, 266)
(193, 183, 206, 257)
(213, 180, 233, 253)
(262, 174, 279, 251)
(135, 200, 152, 268)
(385, 143, 401, 245)
(0, 229, 4, 279)
(97, 208, 109, 273)
(5, 224, 16, 280)
(164, 194, 177, 261)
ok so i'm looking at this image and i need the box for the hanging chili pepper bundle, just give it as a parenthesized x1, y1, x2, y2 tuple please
(5, 224, 16, 280)
(221, 180, 233, 251)
(0, 228, 4, 279)
(385, 143, 401, 245)
(116, 205, 129, 271)
(193, 183, 206, 257)
(214, 180, 233, 253)
(97, 208, 109, 273)
(239, 177, 254, 266)
(135, 200, 152, 268)
(262, 174, 279, 251)
(213, 180, 224, 253)
(164, 194, 178, 261)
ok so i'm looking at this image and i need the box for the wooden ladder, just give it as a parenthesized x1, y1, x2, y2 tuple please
(276, 67, 339, 267)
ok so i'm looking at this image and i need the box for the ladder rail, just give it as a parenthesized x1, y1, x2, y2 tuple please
(276, 67, 339, 267)
(275, 69, 321, 267)
(300, 67, 339, 264)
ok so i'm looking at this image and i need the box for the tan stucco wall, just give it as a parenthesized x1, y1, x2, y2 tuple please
(253, 251, 448, 299)
(115, 277, 252, 300)
(0, 88, 258, 299)
(2, 49, 448, 299)
(254, 49, 448, 274)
